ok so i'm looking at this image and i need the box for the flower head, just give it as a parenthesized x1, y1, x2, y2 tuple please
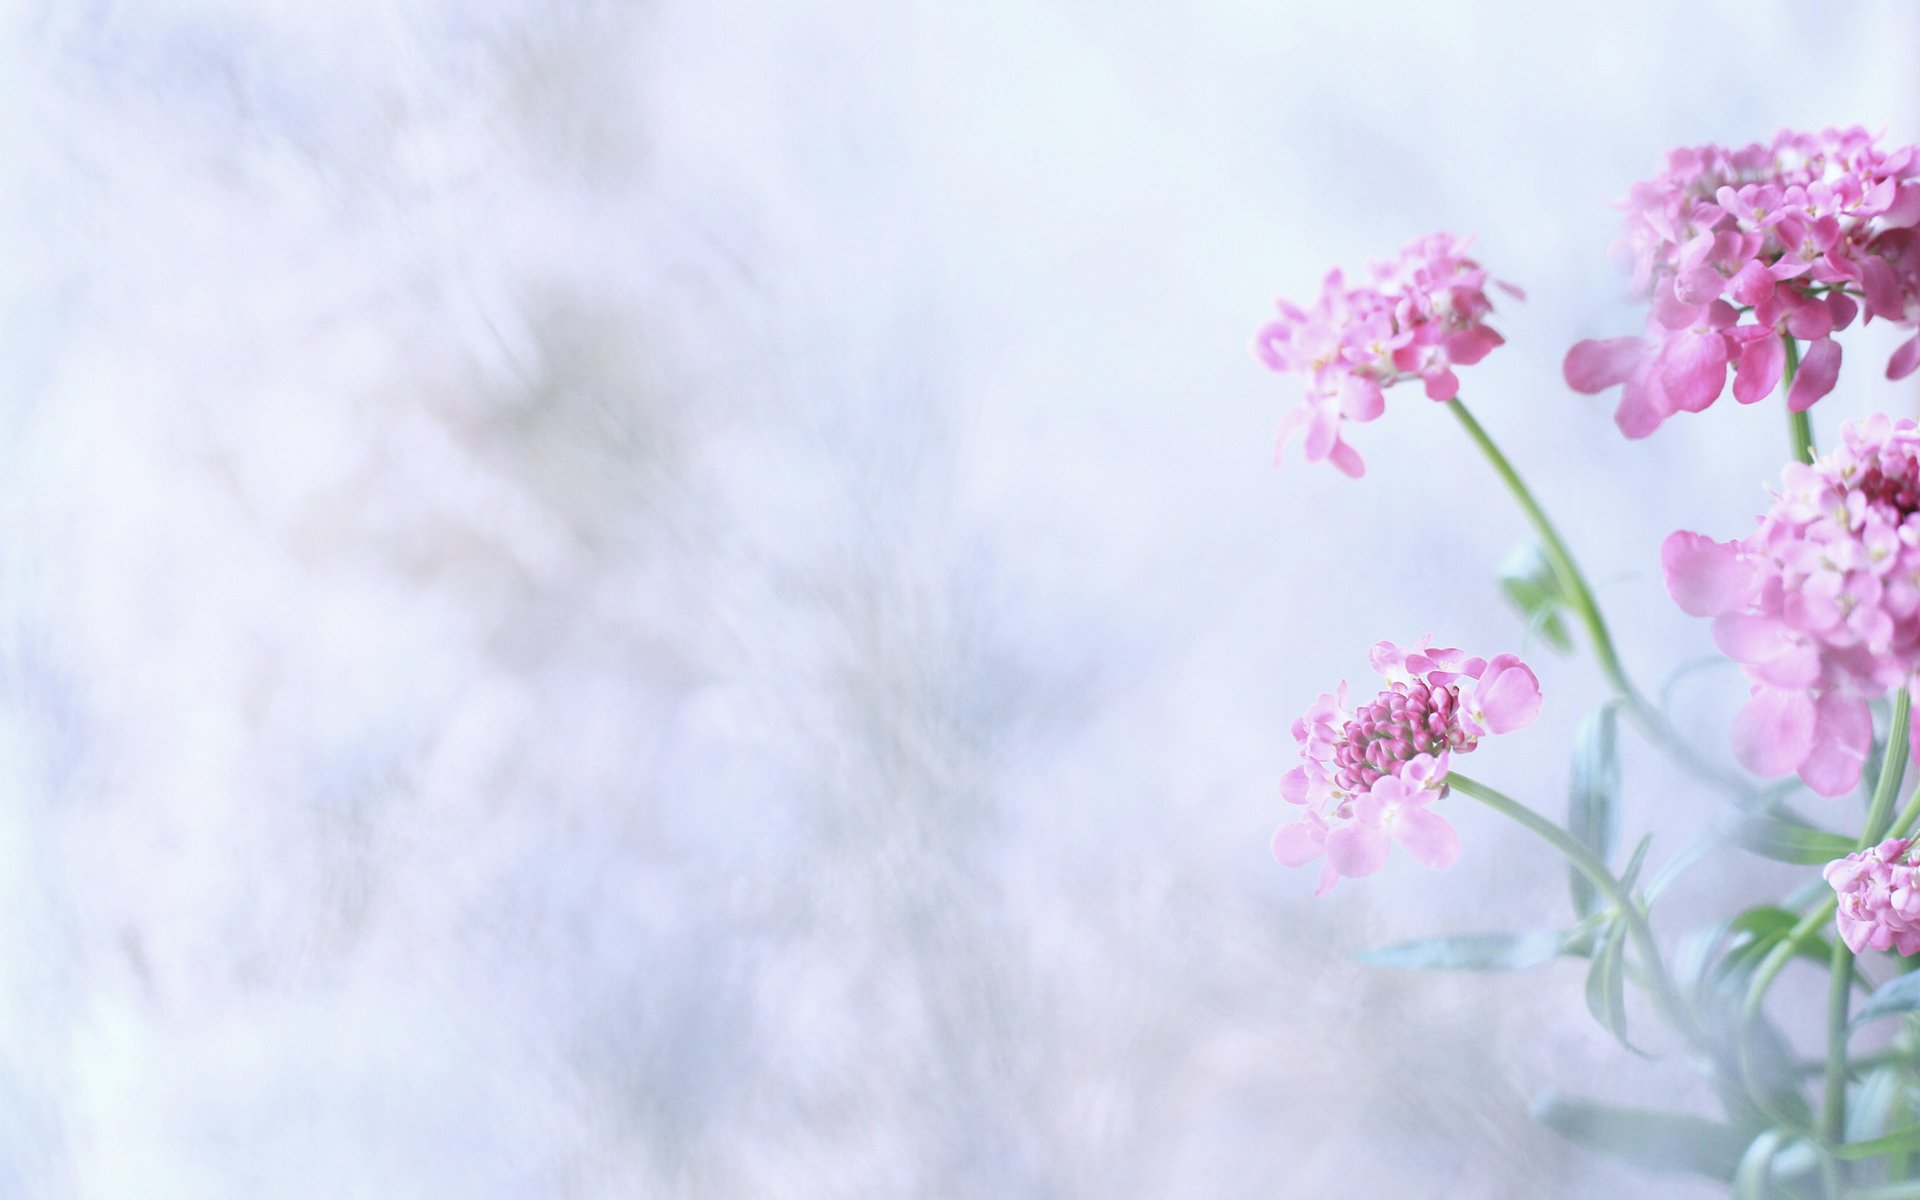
(1272, 638, 1542, 891)
(1568, 126, 1920, 437)
(1254, 233, 1520, 477)
(1827, 838, 1920, 955)
(1662, 415, 1920, 795)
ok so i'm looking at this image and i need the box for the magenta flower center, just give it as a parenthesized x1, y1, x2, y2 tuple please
(1854, 455, 1920, 517)
(1331, 679, 1476, 792)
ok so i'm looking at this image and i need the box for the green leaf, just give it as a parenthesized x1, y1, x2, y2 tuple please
(1584, 917, 1629, 1047)
(1855, 972, 1920, 1026)
(1499, 542, 1573, 654)
(1714, 907, 1831, 982)
(1618, 833, 1653, 894)
(1568, 706, 1621, 918)
(1733, 1130, 1789, 1200)
(1733, 813, 1856, 865)
(1355, 931, 1570, 971)
(1847, 1065, 1908, 1146)
(1532, 1093, 1750, 1180)
(1833, 1125, 1920, 1161)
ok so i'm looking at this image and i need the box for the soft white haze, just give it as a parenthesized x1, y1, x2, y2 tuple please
(1, 1, 1917, 1196)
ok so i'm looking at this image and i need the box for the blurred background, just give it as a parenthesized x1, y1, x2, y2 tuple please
(1, 1, 1918, 1196)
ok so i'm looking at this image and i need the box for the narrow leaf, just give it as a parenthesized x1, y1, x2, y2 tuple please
(1355, 931, 1570, 971)
(1855, 972, 1920, 1026)
(1618, 833, 1653, 894)
(1733, 1129, 1788, 1200)
(1733, 814, 1856, 865)
(1532, 1093, 1749, 1180)
(1568, 706, 1621, 918)
(1585, 918, 1629, 1046)
(1500, 542, 1573, 654)
(1834, 1124, 1920, 1161)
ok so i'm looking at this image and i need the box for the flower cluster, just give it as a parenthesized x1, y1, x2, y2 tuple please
(1272, 638, 1542, 892)
(1662, 414, 1920, 795)
(1253, 232, 1519, 477)
(1567, 126, 1920, 438)
(1826, 838, 1920, 956)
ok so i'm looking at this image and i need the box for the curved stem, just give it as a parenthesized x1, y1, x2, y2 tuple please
(1448, 772, 1703, 1049)
(1447, 400, 1626, 685)
(1447, 399, 1754, 799)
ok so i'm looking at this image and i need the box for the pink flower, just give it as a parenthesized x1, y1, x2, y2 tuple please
(1662, 415, 1920, 795)
(1567, 126, 1920, 436)
(1255, 233, 1519, 477)
(1273, 638, 1542, 891)
(1827, 838, 1920, 955)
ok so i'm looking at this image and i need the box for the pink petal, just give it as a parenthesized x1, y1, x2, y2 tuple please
(1884, 183, 1920, 226)
(1271, 819, 1328, 867)
(1828, 292, 1859, 332)
(1279, 767, 1312, 806)
(1786, 300, 1835, 341)
(1613, 370, 1673, 438)
(1889, 333, 1920, 382)
(1787, 337, 1841, 412)
(1660, 330, 1730, 413)
(1339, 375, 1385, 422)
(1472, 655, 1542, 734)
(1445, 327, 1501, 366)
(1564, 337, 1646, 393)
(1652, 289, 1707, 331)
(1799, 691, 1872, 797)
(1728, 260, 1775, 306)
(1399, 752, 1447, 789)
(1423, 367, 1460, 402)
(1730, 687, 1817, 778)
(1710, 614, 1817, 686)
(1673, 264, 1725, 305)
(1252, 322, 1291, 370)
(1326, 439, 1365, 479)
(1661, 531, 1756, 616)
(1863, 257, 1905, 320)
(1733, 334, 1785, 405)
(1272, 407, 1309, 467)
(1324, 822, 1390, 878)
(1302, 401, 1338, 460)
(1392, 807, 1460, 870)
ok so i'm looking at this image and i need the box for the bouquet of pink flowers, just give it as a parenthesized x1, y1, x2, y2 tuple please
(1260, 126, 1920, 1198)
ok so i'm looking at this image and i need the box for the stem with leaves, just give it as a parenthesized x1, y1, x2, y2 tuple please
(1447, 772, 1705, 1051)
(1822, 691, 1911, 1169)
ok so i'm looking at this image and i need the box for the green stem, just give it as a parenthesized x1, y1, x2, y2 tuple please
(1448, 399, 1754, 800)
(1823, 932, 1853, 1153)
(1866, 691, 1912, 845)
(1448, 399, 1627, 687)
(1785, 335, 1814, 465)
(1448, 772, 1703, 1049)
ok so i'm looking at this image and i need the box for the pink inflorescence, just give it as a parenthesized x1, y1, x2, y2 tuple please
(1826, 838, 1920, 956)
(1272, 638, 1542, 893)
(1567, 126, 1920, 438)
(1253, 232, 1521, 478)
(1662, 414, 1920, 796)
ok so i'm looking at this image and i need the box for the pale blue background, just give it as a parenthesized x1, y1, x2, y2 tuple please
(0, 1, 1916, 1196)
